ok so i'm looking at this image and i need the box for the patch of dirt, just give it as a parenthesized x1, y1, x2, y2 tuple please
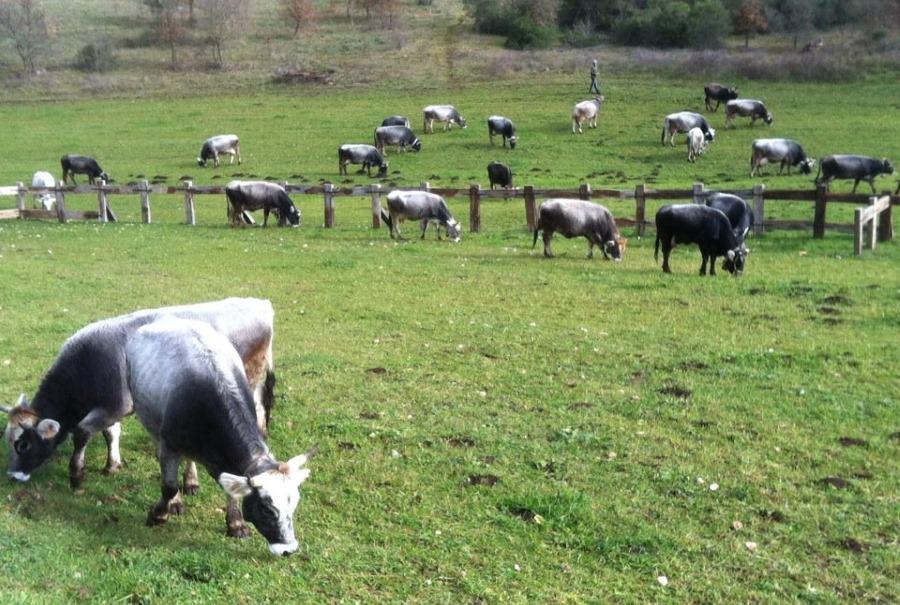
(338, 442, 358, 451)
(481, 352, 499, 360)
(818, 306, 841, 315)
(758, 509, 787, 523)
(359, 411, 380, 420)
(678, 360, 709, 371)
(445, 435, 476, 448)
(852, 470, 873, 479)
(748, 288, 765, 296)
(822, 295, 852, 306)
(365, 367, 387, 375)
(630, 371, 647, 383)
(692, 419, 714, 428)
(839, 537, 867, 553)
(888, 431, 900, 441)
(819, 476, 851, 489)
(508, 506, 539, 522)
(821, 317, 842, 325)
(480, 456, 497, 464)
(838, 437, 868, 447)
(659, 384, 692, 399)
(466, 474, 499, 487)
(568, 402, 594, 410)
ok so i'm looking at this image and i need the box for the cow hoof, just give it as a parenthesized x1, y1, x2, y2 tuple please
(147, 511, 168, 526)
(169, 501, 185, 516)
(227, 523, 251, 539)
(183, 483, 200, 496)
(102, 462, 123, 475)
(69, 473, 85, 490)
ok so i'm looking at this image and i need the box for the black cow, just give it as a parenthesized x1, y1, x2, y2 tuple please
(338, 144, 388, 177)
(533, 198, 627, 260)
(816, 155, 895, 193)
(655, 204, 748, 276)
(60, 155, 109, 185)
(706, 193, 754, 241)
(487, 161, 513, 189)
(704, 83, 739, 112)
(225, 181, 300, 227)
(381, 116, 410, 128)
(487, 116, 517, 149)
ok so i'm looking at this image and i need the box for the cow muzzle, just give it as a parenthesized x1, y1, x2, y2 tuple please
(268, 540, 299, 557)
(8, 471, 31, 482)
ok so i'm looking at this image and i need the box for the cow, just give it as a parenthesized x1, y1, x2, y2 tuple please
(338, 144, 388, 177)
(380, 190, 461, 242)
(197, 134, 241, 168)
(704, 83, 739, 112)
(31, 171, 56, 211)
(487, 116, 517, 149)
(654, 205, 748, 276)
(816, 155, 895, 193)
(2, 298, 276, 489)
(423, 105, 467, 133)
(687, 127, 708, 163)
(706, 193, 754, 241)
(125, 318, 313, 556)
(487, 161, 513, 190)
(750, 138, 816, 177)
(225, 181, 300, 228)
(532, 198, 627, 261)
(572, 96, 603, 134)
(661, 112, 714, 146)
(381, 115, 410, 128)
(725, 99, 773, 128)
(374, 125, 422, 154)
(60, 155, 109, 185)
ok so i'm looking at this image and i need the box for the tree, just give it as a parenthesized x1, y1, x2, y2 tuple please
(0, 0, 50, 77)
(198, 0, 246, 67)
(282, 0, 317, 37)
(732, 0, 768, 47)
(779, 0, 813, 50)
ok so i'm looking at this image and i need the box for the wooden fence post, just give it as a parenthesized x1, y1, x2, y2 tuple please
(140, 180, 151, 224)
(813, 183, 827, 238)
(635, 183, 646, 237)
(692, 182, 705, 204)
(877, 191, 892, 242)
(469, 184, 481, 233)
(323, 182, 335, 228)
(370, 183, 382, 229)
(579, 183, 591, 200)
(183, 180, 195, 225)
(54, 183, 67, 224)
(868, 197, 878, 251)
(853, 207, 864, 256)
(97, 179, 108, 224)
(420, 181, 430, 193)
(15, 182, 26, 214)
(752, 184, 765, 236)
(524, 185, 537, 231)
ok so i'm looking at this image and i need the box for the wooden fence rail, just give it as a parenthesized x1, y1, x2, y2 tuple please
(1, 180, 897, 247)
(853, 195, 892, 255)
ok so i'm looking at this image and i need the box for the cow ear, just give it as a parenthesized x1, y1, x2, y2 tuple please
(36, 418, 60, 440)
(727, 250, 736, 260)
(218, 473, 253, 499)
(16, 393, 28, 408)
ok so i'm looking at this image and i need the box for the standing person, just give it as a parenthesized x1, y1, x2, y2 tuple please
(589, 59, 601, 94)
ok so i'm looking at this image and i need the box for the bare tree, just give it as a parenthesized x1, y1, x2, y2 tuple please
(0, 0, 50, 77)
(198, 0, 246, 67)
(282, 0, 317, 37)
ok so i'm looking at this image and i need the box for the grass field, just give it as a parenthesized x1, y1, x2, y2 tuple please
(0, 31, 899, 605)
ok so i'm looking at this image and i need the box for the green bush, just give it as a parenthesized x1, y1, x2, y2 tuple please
(74, 39, 118, 72)
(505, 15, 560, 49)
(614, 0, 729, 49)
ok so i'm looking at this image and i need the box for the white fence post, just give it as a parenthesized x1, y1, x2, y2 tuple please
(140, 180, 151, 224)
(97, 179, 108, 223)
(184, 180, 195, 225)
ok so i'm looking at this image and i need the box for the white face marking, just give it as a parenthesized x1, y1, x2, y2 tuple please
(8, 471, 30, 482)
(251, 469, 306, 553)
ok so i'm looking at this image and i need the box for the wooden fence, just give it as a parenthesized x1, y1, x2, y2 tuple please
(854, 195, 892, 255)
(1, 180, 896, 245)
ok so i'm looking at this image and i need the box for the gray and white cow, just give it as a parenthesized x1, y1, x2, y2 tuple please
(381, 115, 410, 128)
(704, 83, 739, 112)
(126, 317, 313, 556)
(225, 180, 301, 227)
(572, 96, 604, 134)
(816, 155, 895, 193)
(2, 298, 276, 488)
(725, 99, 773, 128)
(374, 125, 422, 154)
(487, 116, 517, 148)
(661, 112, 715, 146)
(31, 171, 56, 211)
(532, 198, 627, 260)
(381, 190, 461, 242)
(750, 138, 815, 176)
(423, 105, 467, 133)
(60, 155, 109, 185)
(338, 144, 388, 177)
(197, 134, 242, 168)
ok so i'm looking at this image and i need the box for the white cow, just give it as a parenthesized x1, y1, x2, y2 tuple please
(422, 105, 467, 133)
(687, 128, 708, 163)
(198, 134, 241, 167)
(31, 171, 56, 211)
(572, 96, 604, 134)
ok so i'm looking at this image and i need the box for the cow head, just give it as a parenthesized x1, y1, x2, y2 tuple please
(411, 139, 422, 152)
(722, 244, 749, 276)
(800, 158, 816, 175)
(377, 162, 389, 178)
(508, 135, 517, 149)
(197, 157, 207, 167)
(445, 219, 461, 243)
(604, 236, 628, 261)
(728, 88, 739, 99)
(764, 113, 774, 125)
(218, 449, 314, 556)
(704, 128, 716, 142)
(99, 172, 110, 183)
(456, 116, 468, 129)
(284, 205, 301, 227)
(4, 395, 61, 482)
(882, 158, 894, 174)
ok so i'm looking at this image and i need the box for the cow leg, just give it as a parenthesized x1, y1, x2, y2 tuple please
(235, 144, 242, 165)
(542, 231, 554, 258)
(226, 495, 251, 538)
(263, 208, 270, 227)
(662, 246, 672, 273)
(852, 179, 859, 194)
(866, 179, 876, 194)
(420, 219, 428, 239)
(710, 256, 717, 276)
(183, 461, 199, 496)
(101, 422, 123, 475)
(69, 428, 90, 489)
(229, 153, 235, 165)
(147, 445, 183, 526)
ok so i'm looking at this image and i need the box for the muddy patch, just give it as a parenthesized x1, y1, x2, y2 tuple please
(678, 360, 709, 372)
(822, 295, 851, 306)
(507, 506, 540, 522)
(758, 509, 786, 523)
(338, 442, 358, 451)
(359, 411, 380, 420)
(466, 474, 499, 487)
(818, 306, 841, 315)
(838, 436, 868, 447)
(365, 367, 387, 375)
(692, 419, 714, 428)
(568, 402, 594, 410)
(659, 384, 692, 399)
(819, 476, 851, 489)
(446, 435, 476, 448)
(839, 537, 867, 553)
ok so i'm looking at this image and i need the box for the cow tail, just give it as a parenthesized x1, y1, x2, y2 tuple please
(660, 122, 666, 145)
(532, 227, 540, 249)
(381, 208, 392, 232)
(654, 232, 660, 262)
(814, 161, 822, 185)
(263, 369, 276, 431)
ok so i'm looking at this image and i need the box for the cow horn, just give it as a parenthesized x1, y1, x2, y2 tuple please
(0, 405, 11, 414)
(727, 250, 735, 260)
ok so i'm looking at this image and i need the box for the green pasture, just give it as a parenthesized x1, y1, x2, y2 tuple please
(0, 76, 898, 604)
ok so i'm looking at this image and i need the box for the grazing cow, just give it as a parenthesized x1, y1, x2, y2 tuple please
(750, 138, 816, 177)
(487, 116, 517, 149)
(725, 99, 773, 128)
(571, 96, 604, 134)
(655, 205, 748, 276)
(532, 199, 627, 260)
(706, 193, 754, 241)
(687, 127, 708, 163)
(225, 181, 300, 228)
(816, 155, 895, 193)
(487, 161, 513, 190)
(380, 190, 461, 242)
(374, 125, 422, 154)
(704, 83, 739, 112)
(31, 171, 56, 211)
(381, 115, 410, 128)
(2, 298, 276, 488)
(60, 155, 109, 185)
(661, 112, 715, 146)
(126, 318, 313, 556)
(423, 105, 467, 133)
(338, 144, 388, 177)
(197, 134, 241, 168)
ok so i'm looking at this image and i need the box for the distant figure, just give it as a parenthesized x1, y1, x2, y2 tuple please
(589, 59, 600, 95)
